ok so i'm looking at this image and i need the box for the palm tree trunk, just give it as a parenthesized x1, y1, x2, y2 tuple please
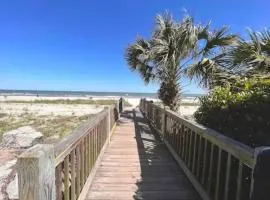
(158, 79, 181, 112)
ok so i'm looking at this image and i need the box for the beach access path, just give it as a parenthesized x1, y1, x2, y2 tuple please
(86, 108, 200, 200)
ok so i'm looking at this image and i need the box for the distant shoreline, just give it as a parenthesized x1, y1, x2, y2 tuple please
(0, 89, 204, 99)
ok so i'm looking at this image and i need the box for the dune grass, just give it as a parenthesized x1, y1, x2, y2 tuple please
(0, 98, 132, 143)
(4, 98, 132, 107)
(0, 112, 92, 142)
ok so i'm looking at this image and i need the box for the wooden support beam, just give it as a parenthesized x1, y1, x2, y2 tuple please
(18, 144, 55, 200)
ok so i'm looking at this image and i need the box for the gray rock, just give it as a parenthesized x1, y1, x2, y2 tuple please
(2, 126, 43, 148)
(0, 159, 17, 200)
(7, 174, 18, 200)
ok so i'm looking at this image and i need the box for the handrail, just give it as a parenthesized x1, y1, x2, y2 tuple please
(54, 106, 110, 200)
(18, 98, 123, 200)
(164, 107, 255, 167)
(54, 108, 108, 166)
(140, 98, 270, 200)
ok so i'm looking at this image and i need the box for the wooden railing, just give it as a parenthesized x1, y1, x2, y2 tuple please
(18, 99, 123, 200)
(140, 98, 270, 200)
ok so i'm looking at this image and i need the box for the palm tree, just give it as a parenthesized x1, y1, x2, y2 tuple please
(126, 12, 238, 110)
(125, 14, 198, 111)
(226, 29, 270, 76)
(186, 29, 270, 89)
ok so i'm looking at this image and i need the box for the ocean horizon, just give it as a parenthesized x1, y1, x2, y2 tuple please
(0, 89, 204, 98)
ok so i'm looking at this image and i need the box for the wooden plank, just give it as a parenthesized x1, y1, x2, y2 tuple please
(224, 153, 231, 200)
(94, 127, 97, 162)
(196, 136, 202, 177)
(84, 136, 88, 181)
(55, 164, 63, 200)
(188, 130, 193, 168)
(88, 133, 91, 173)
(90, 131, 93, 169)
(184, 128, 189, 164)
(80, 140, 85, 187)
(192, 134, 198, 174)
(177, 124, 182, 156)
(207, 143, 214, 194)
(88, 191, 198, 200)
(214, 148, 222, 200)
(90, 182, 185, 191)
(64, 156, 70, 200)
(236, 162, 243, 200)
(71, 150, 76, 200)
(96, 190, 192, 199)
(86, 134, 90, 176)
(181, 125, 186, 160)
(201, 138, 208, 185)
(76, 145, 81, 196)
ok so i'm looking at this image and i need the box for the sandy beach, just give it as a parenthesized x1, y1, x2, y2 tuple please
(0, 95, 199, 115)
(0, 95, 199, 199)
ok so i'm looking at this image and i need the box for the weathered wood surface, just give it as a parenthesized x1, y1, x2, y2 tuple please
(18, 144, 55, 200)
(140, 99, 257, 200)
(86, 109, 200, 200)
(54, 108, 108, 166)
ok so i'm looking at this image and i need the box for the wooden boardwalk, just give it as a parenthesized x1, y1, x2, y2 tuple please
(86, 109, 200, 200)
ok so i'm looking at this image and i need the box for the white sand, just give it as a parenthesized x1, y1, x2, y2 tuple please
(179, 106, 199, 117)
(0, 103, 104, 116)
(0, 96, 113, 116)
(0, 95, 199, 116)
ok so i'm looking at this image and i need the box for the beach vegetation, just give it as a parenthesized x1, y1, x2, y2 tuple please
(193, 29, 270, 147)
(0, 112, 93, 142)
(195, 78, 270, 147)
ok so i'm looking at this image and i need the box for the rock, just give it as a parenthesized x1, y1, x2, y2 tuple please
(2, 126, 43, 148)
(7, 174, 18, 200)
(0, 159, 17, 200)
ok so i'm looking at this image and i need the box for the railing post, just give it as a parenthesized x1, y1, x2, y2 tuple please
(18, 144, 56, 200)
(119, 97, 123, 113)
(141, 98, 145, 112)
(161, 106, 166, 138)
(106, 106, 111, 142)
(115, 97, 123, 120)
(115, 100, 120, 120)
(252, 147, 270, 200)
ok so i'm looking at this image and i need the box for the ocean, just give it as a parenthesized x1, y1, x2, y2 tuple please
(0, 89, 203, 99)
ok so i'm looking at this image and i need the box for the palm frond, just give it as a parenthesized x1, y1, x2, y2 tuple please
(185, 58, 219, 88)
(125, 38, 154, 84)
(197, 23, 210, 40)
(226, 29, 270, 73)
(260, 29, 270, 55)
(202, 26, 238, 56)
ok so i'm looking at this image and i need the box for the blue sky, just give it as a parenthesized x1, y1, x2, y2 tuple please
(0, 0, 269, 93)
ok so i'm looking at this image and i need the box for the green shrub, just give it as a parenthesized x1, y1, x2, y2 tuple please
(194, 78, 270, 147)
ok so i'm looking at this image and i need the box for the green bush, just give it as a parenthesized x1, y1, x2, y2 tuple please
(194, 78, 270, 147)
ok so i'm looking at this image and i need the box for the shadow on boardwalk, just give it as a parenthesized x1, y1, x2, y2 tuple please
(87, 108, 199, 200)
(121, 109, 199, 200)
